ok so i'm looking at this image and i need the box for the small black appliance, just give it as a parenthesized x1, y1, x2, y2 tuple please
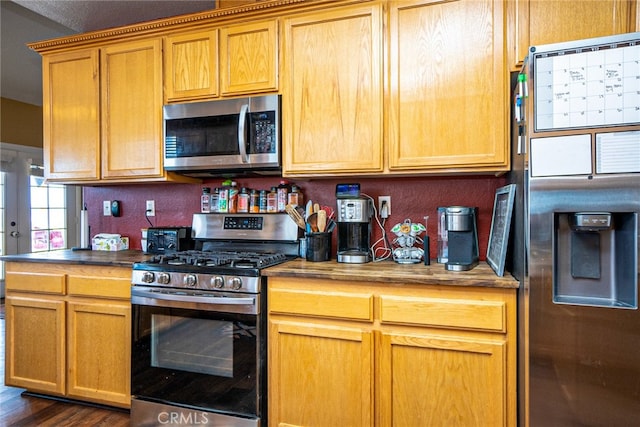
(444, 206, 478, 271)
(145, 227, 193, 254)
(336, 196, 373, 263)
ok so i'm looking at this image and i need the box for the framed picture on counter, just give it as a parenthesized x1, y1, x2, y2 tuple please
(487, 184, 516, 277)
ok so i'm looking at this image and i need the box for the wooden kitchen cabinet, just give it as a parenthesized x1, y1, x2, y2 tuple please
(39, 37, 191, 184)
(67, 300, 130, 407)
(42, 49, 100, 181)
(37, 0, 520, 180)
(508, 0, 639, 71)
(5, 295, 66, 395)
(388, 0, 509, 173)
(220, 20, 278, 95)
(269, 322, 374, 426)
(281, 4, 384, 176)
(378, 293, 513, 426)
(100, 39, 164, 180)
(164, 29, 219, 102)
(268, 284, 375, 426)
(4, 262, 132, 408)
(66, 269, 131, 407)
(268, 277, 517, 426)
(164, 19, 277, 102)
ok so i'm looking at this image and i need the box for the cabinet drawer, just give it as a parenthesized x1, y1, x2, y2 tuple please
(5, 271, 65, 295)
(380, 295, 506, 332)
(67, 275, 130, 299)
(270, 288, 374, 322)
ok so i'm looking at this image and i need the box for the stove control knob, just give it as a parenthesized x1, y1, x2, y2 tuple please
(141, 272, 155, 283)
(157, 273, 171, 285)
(184, 274, 198, 287)
(211, 276, 225, 289)
(229, 277, 243, 290)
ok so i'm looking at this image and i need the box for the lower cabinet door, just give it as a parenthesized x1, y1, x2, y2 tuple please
(269, 320, 374, 426)
(5, 296, 66, 395)
(66, 299, 131, 407)
(378, 331, 507, 427)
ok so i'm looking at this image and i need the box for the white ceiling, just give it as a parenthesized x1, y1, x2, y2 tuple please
(1, 0, 217, 106)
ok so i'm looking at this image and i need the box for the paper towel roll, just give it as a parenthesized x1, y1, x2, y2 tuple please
(80, 210, 89, 248)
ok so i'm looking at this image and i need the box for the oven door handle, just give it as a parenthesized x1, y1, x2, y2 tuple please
(132, 287, 256, 306)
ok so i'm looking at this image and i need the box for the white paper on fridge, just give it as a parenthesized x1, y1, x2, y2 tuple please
(530, 134, 592, 177)
(596, 131, 640, 174)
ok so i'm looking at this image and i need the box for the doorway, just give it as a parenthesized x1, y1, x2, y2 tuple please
(0, 142, 79, 297)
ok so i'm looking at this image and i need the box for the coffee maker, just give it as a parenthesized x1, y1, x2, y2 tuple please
(444, 206, 479, 271)
(337, 197, 373, 263)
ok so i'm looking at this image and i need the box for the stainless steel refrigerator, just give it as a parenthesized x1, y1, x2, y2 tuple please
(509, 32, 640, 426)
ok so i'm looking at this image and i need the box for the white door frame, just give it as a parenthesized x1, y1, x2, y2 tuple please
(1, 142, 42, 254)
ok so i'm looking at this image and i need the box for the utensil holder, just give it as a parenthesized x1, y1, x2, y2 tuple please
(305, 232, 332, 262)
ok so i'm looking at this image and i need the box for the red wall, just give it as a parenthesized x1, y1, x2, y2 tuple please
(84, 175, 506, 261)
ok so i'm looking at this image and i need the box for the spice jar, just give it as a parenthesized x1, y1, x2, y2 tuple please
(250, 189, 260, 213)
(267, 187, 278, 213)
(200, 187, 211, 213)
(238, 188, 250, 213)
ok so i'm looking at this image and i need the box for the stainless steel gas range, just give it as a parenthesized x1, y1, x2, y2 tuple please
(130, 213, 299, 427)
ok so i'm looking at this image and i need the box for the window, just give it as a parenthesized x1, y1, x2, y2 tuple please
(30, 175, 68, 252)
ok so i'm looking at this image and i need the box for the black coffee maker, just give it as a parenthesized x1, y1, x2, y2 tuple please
(336, 197, 373, 263)
(444, 206, 479, 271)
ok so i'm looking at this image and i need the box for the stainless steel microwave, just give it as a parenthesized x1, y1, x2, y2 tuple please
(163, 94, 281, 177)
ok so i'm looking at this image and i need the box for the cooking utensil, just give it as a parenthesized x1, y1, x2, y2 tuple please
(285, 204, 306, 229)
(313, 203, 320, 214)
(321, 205, 335, 219)
(307, 212, 319, 232)
(317, 209, 327, 232)
(305, 200, 314, 219)
(295, 205, 306, 219)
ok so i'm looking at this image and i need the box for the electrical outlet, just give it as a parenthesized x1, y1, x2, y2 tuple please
(103, 200, 112, 216)
(146, 200, 155, 217)
(378, 196, 391, 218)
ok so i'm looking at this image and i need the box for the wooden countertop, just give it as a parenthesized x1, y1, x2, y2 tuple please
(1, 249, 151, 267)
(264, 258, 519, 289)
(2, 251, 518, 288)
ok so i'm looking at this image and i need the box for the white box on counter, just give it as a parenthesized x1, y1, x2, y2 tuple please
(91, 234, 129, 251)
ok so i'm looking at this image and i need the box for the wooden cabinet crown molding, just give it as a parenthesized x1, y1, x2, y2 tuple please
(26, 0, 364, 53)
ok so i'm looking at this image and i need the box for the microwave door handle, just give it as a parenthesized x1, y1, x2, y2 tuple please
(238, 104, 250, 163)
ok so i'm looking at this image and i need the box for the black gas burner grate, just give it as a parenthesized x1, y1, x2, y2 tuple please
(148, 250, 287, 269)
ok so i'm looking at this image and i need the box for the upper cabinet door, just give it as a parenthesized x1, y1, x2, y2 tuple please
(100, 39, 164, 180)
(282, 4, 383, 176)
(509, 0, 638, 70)
(220, 20, 278, 95)
(388, 0, 509, 173)
(43, 49, 100, 181)
(164, 30, 219, 102)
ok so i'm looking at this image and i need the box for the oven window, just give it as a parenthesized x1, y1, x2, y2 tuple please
(151, 315, 234, 377)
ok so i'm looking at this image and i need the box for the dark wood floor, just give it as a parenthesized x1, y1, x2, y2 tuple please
(0, 300, 130, 426)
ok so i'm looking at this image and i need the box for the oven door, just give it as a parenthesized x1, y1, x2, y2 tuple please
(131, 286, 265, 422)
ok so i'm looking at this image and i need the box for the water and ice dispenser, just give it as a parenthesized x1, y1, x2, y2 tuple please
(554, 211, 638, 308)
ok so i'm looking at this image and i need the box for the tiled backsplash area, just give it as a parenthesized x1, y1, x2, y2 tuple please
(85, 175, 506, 260)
